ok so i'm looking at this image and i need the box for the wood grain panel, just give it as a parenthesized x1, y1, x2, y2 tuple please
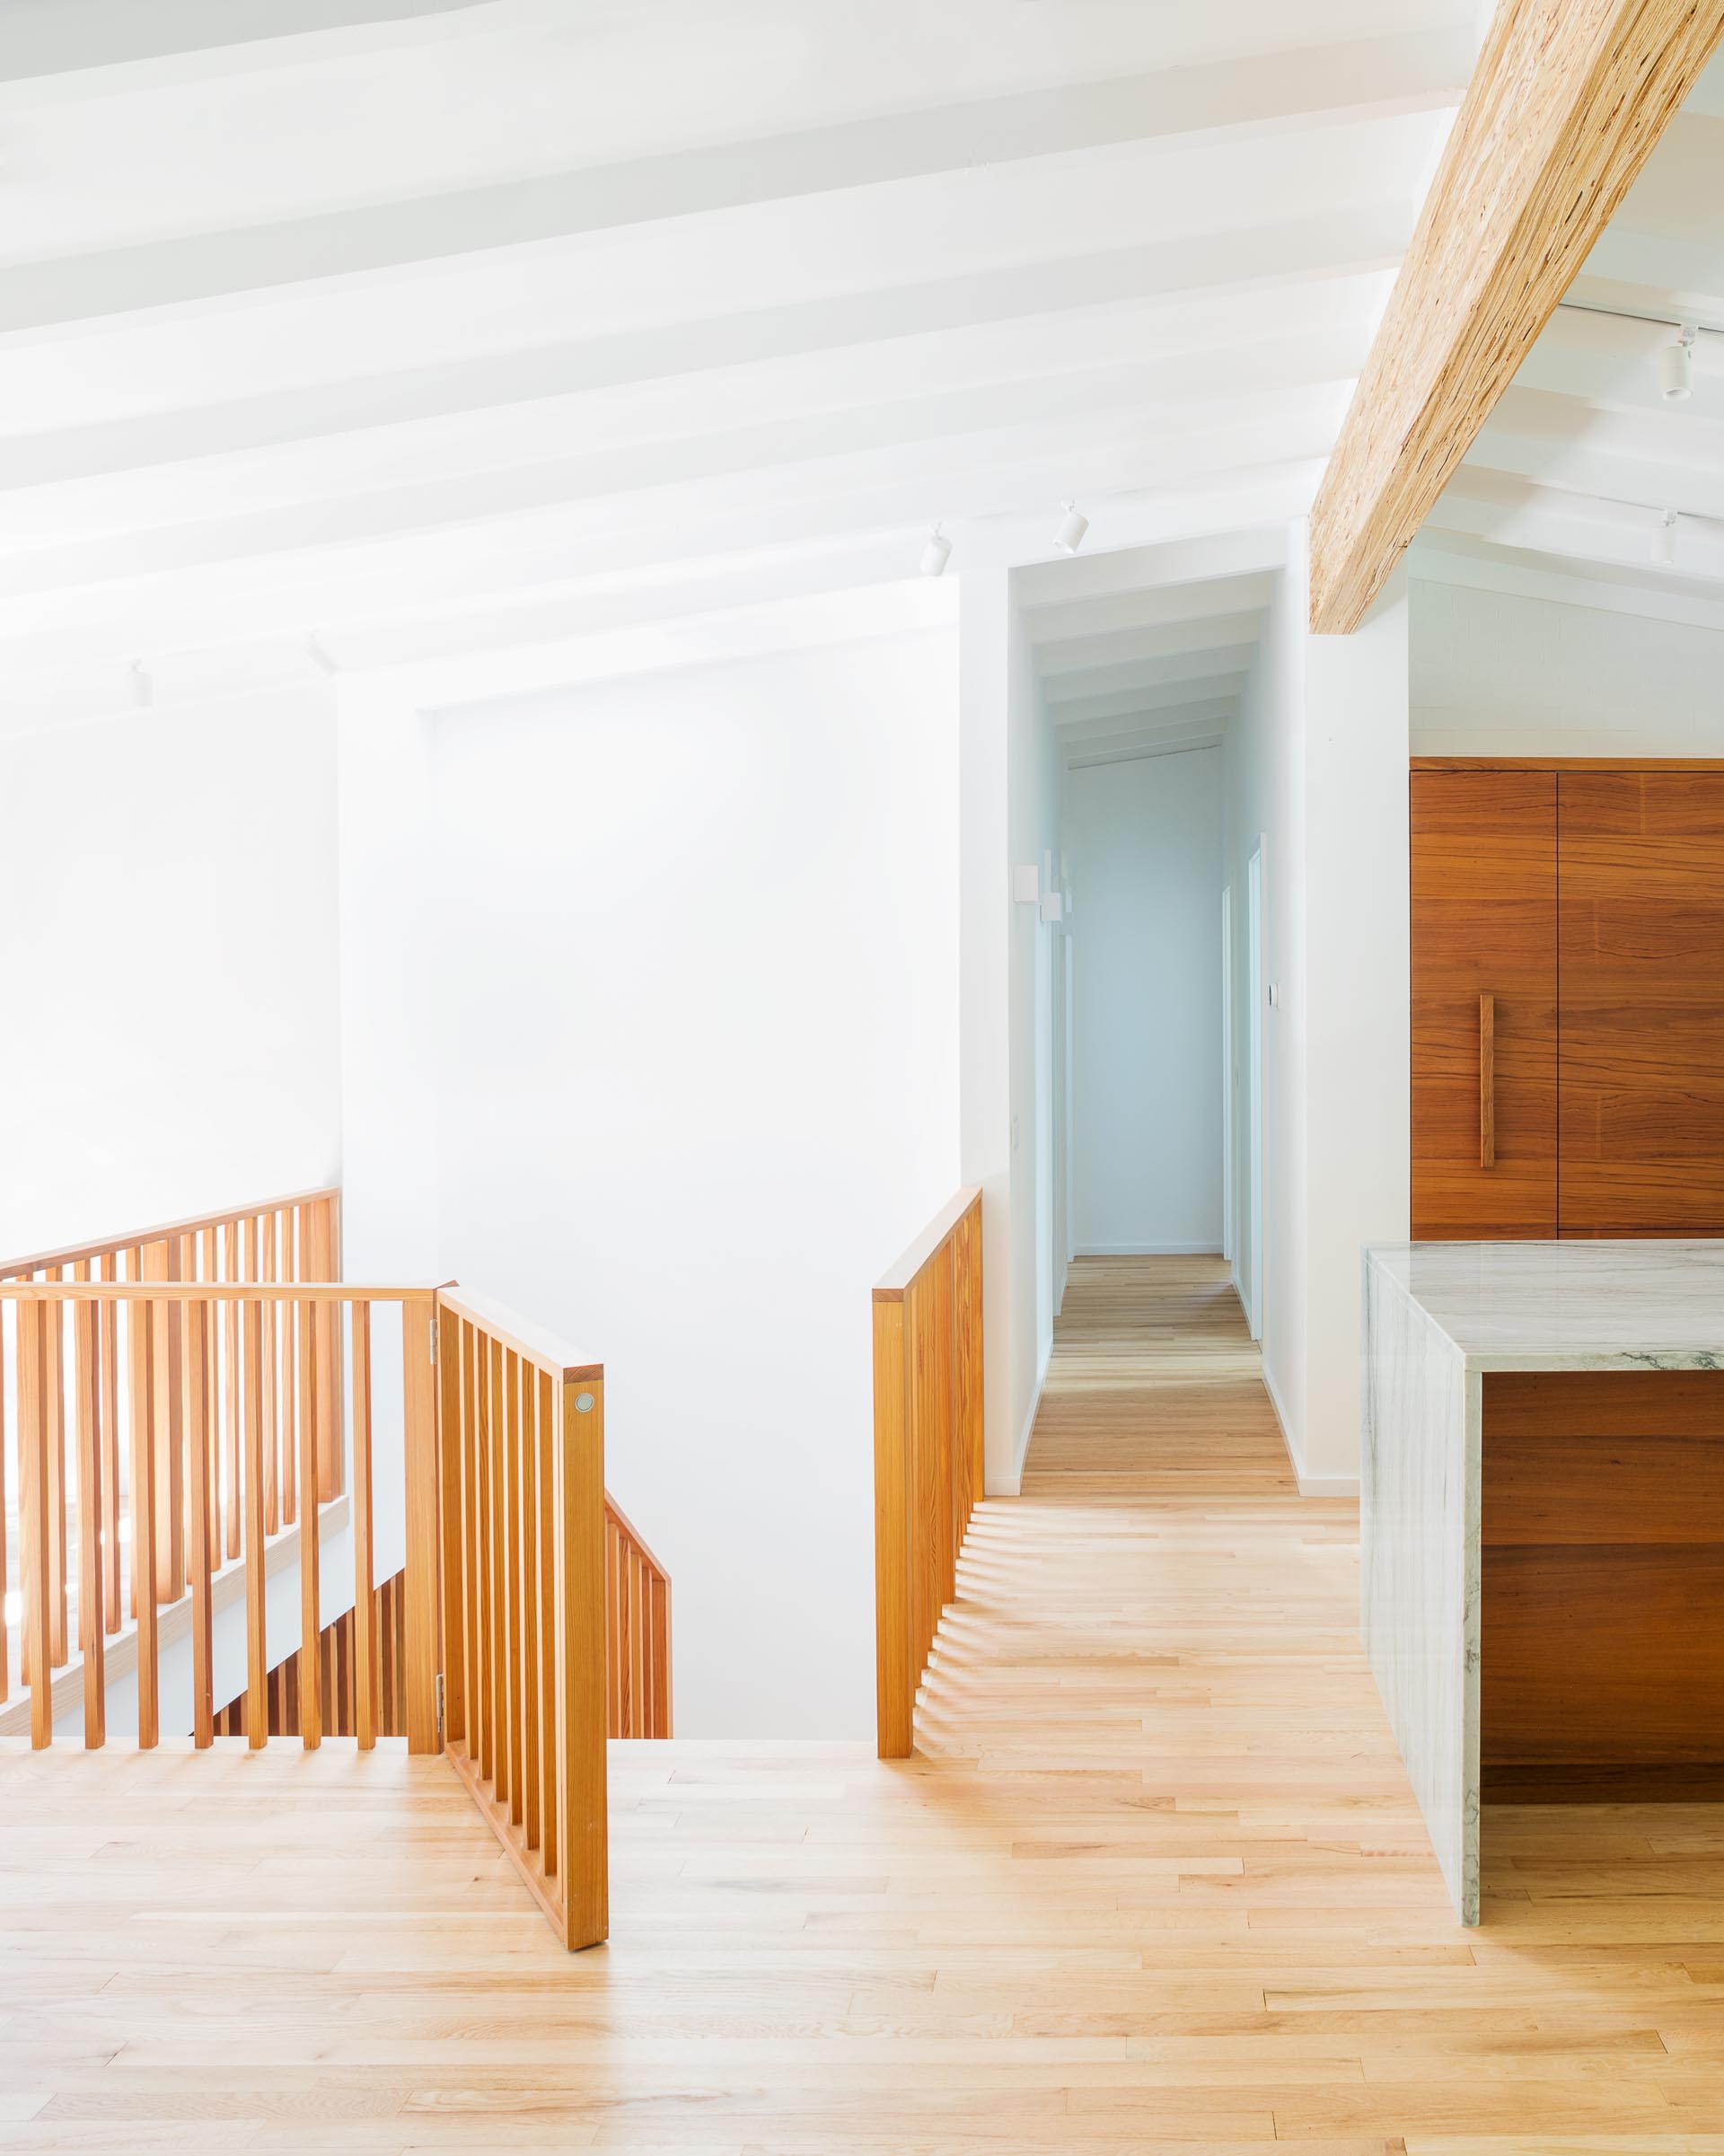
(1482, 1544, 1724, 1764)
(1308, 0, 1724, 632)
(1411, 770, 1557, 1238)
(1482, 1369, 1724, 1770)
(1559, 770, 1724, 1235)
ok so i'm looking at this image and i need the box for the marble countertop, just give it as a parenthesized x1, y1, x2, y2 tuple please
(1365, 1240, 1724, 1370)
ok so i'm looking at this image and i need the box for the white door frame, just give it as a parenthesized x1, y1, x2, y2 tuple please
(1220, 884, 1234, 1268)
(1245, 838, 1266, 1343)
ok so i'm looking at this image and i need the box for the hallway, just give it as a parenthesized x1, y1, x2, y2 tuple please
(5, 1258, 1724, 2149)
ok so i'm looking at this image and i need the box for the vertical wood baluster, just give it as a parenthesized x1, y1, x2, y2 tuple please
(199, 1228, 219, 1554)
(872, 1286, 911, 1760)
(142, 1239, 185, 1606)
(98, 1253, 120, 1629)
(607, 1518, 629, 1733)
(311, 1199, 341, 1501)
(222, 1223, 240, 1562)
(435, 1300, 464, 1750)
(260, 1218, 278, 1536)
(75, 1289, 103, 1747)
(519, 1355, 541, 1851)
(20, 1299, 51, 1745)
(400, 1296, 440, 1756)
(506, 1348, 525, 1826)
(281, 1218, 298, 1529)
(491, 1337, 512, 1810)
(185, 1299, 213, 1747)
(352, 1302, 376, 1750)
(474, 1326, 494, 1785)
(44, 1268, 67, 1668)
(125, 1248, 142, 1617)
(0, 1300, 9, 1704)
(128, 1296, 158, 1747)
(559, 1369, 608, 1949)
(536, 1365, 559, 1878)
(243, 1297, 267, 1747)
(298, 1292, 321, 1748)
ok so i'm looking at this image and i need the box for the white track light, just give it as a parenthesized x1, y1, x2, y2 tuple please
(1055, 501, 1088, 554)
(1655, 507, 1680, 566)
(919, 524, 952, 577)
(1661, 324, 1697, 401)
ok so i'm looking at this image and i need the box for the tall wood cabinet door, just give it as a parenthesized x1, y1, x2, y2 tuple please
(1560, 770, 1724, 1236)
(1412, 770, 1557, 1239)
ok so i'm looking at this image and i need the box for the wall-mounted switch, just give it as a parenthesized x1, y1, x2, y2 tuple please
(1013, 866, 1040, 904)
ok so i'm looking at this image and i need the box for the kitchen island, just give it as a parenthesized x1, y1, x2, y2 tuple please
(1362, 1239, 1724, 1923)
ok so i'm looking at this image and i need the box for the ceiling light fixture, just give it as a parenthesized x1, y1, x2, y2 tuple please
(1661, 322, 1697, 401)
(1055, 501, 1088, 555)
(919, 524, 952, 578)
(1655, 506, 1680, 566)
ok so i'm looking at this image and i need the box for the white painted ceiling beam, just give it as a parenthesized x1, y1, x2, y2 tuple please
(1057, 696, 1238, 744)
(1034, 610, 1264, 678)
(1049, 677, 1251, 728)
(1042, 644, 1257, 704)
(1023, 572, 1275, 647)
(1015, 528, 1288, 610)
(1469, 392, 1724, 522)
(0, 0, 482, 82)
(1067, 728, 1226, 770)
(0, 332, 1368, 547)
(0, 33, 1463, 329)
(1427, 467, 1724, 581)
(0, 382, 1344, 619)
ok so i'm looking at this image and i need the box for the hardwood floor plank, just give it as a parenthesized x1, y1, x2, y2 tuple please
(2, 1256, 1722, 2143)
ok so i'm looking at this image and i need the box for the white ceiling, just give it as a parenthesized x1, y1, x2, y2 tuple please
(1019, 528, 1283, 769)
(1417, 52, 1724, 620)
(0, 0, 1477, 721)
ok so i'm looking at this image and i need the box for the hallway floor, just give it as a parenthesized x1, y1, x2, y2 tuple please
(4, 1257, 1724, 2151)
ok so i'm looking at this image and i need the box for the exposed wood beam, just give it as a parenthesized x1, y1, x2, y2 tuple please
(1308, 0, 1724, 634)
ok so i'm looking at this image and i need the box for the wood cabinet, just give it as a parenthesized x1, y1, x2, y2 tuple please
(1411, 770, 1557, 1239)
(1412, 761, 1724, 1240)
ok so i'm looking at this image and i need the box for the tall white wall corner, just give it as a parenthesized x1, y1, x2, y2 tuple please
(958, 566, 1020, 1494)
(1298, 561, 1411, 1488)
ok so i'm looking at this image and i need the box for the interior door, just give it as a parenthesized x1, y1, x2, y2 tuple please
(1411, 770, 1557, 1239)
(1559, 770, 1724, 1236)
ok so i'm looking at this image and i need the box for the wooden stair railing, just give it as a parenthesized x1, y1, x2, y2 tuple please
(0, 1188, 343, 1649)
(435, 1289, 611, 1949)
(0, 1274, 440, 1754)
(872, 1189, 984, 1758)
(215, 1571, 408, 1739)
(0, 1192, 673, 1955)
(605, 1496, 672, 1739)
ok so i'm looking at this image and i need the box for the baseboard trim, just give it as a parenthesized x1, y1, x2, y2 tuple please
(1261, 1362, 1358, 1497)
(999, 1355, 1048, 1496)
(1075, 1242, 1224, 1257)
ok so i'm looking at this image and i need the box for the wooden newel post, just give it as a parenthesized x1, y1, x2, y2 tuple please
(559, 1368, 609, 1949)
(402, 1295, 441, 1756)
(872, 1294, 913, 1760)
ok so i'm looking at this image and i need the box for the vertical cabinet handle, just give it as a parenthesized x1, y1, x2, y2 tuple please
(1479, 991, 1495, 1170)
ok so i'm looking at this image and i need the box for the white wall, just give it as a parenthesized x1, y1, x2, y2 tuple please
(1005, 594, 1063, 1474)
(1413, 579, 1724, 753)
(1066, 745, 1222, 1254)
(1300, 570, 1410, 1488)
(339, 628, 961, 1738)
(1220, 537, 1409, 1494)
(1222, 546, 1306, 1453)
(0, 688, 344, 1258)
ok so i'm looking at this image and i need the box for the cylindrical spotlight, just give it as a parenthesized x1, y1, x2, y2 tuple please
(1655, 507, 1679, 567)
(1662, 330, 1695, 402)
(919, 524, 952, 578)
(1055, 501, 1088, 554)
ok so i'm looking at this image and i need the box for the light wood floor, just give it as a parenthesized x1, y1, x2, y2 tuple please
(5, 1254, 1724, 2152)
